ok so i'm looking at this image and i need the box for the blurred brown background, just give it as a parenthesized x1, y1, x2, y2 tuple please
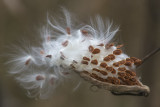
(0, 0, 160, 107)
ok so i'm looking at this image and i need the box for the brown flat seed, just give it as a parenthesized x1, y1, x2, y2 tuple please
(92, 68, 100, 72)
(97, 43, 104, 46)
(82, 71, 90, 75)
(118, 72, 126, 77)
(99, 70, 108, 75)
(124, 61, 132, 66)
(126, 58, 134, 63)
(108, 54, 115, 60)
(124, 75, 130, 79)
(124, 79, 133, 85)
(105, 43, 114, 49)
(70, 64, 75, 69)
(106, 67, 113, 72)
(113, 62, 120, 67)
(113, 49, 122, 55)
(131, 72, 136, 76)
(92, 48, 100, 54)
(66, 27, 71, 35)
(111, 68, 116, 74)
(129, 78, 136, 82)
(81, 30, 88, 35)
(118, 67, 126, 72)
(60, 52, 65, 60)
(118, 76, 125, 82)
(103, 56, 110, 62)
(46, 55, 52, 58)
(91, 59, 98, 65)
(83, 57, 90, 61)
(90, 73, 99, 79)
(100, 62, 107, 68)
(128, 79, 139, 86)
(36, 75, 45, 81)
(89, 45, 94, 52)
(81, 61, 88, 65)
(73, 60, 78, 64)
(62, 40, 69, 47)
(130, 57, 138, 62)
(106, 77, 113, 83)
(25, 59, 31, 65)
(112, 77, 120, 84)
(125, 70, 136, 76)
(98, 77, 105, 82)
(125, 72, 132, 78)
(134, 59, 142, 66)
(117, 44, 123, 48)
(119, 60, 126, 65)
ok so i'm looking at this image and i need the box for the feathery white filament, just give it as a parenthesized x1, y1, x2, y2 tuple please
(7, 10, 135, 99)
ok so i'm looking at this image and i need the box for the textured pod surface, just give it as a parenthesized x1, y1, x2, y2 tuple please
(71, 43, 142, 86)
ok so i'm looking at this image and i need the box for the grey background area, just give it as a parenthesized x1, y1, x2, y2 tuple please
(0, 0, 159, 107)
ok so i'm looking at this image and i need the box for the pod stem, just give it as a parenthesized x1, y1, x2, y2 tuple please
(137, 47, 160, 68)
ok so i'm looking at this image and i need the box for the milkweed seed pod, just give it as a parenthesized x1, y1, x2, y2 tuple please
(7, 9, 150, 99)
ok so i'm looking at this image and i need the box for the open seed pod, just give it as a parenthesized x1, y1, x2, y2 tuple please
(7, 10, 150, 98)
(71, 43, 150, 97)
(79, 71, 150, 97)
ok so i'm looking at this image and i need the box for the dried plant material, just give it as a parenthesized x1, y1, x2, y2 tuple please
(79, 71, 150, 97)
(108, 54, 115, 60)
(46, 55, 52, 58)
(66, 27, 71, 35)
(81, 30, 88, 35)
(36, 75, 45, 81)
(105, 43, 114, 49)
(104, 56, 111, 62)
(7, 9, 151, 99)
(117, 44, 124, 48)
(92, 48, 100, 54)
(134, 59, 142, 66)
(113, 62, 120, 67)
(25, 58, 31, 65)
(81, 60, 89, 65)
(91, 59, 98, 65)
(62, 40, 69, 47)
(83, 57, 90, 61)
(97, 43, 104, 46)
(113, 49, 122, 55)
(100, 62, 108, 68)
(89, 45, 94, 52)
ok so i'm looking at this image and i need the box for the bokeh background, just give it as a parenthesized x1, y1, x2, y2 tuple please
(0, 0, 160, 107)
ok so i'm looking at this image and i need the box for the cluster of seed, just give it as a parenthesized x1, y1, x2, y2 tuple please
(23, 27, 142, 87)
(78, 43, 142, 86)
(9, 10, 149, 98)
